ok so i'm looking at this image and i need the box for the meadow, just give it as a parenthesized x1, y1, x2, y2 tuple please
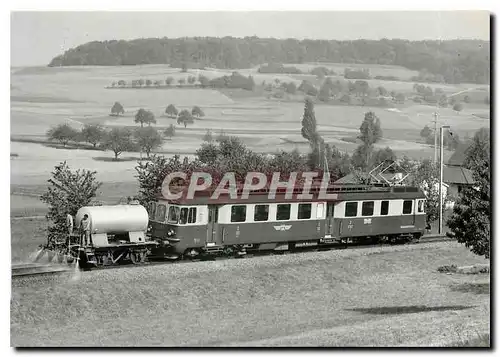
(11, 238, 490, 346)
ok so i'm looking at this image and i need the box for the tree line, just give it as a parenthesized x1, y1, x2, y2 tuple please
(49, 37, 489, 84)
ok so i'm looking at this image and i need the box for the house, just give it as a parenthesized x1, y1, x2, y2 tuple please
(443, 144, 475, 199)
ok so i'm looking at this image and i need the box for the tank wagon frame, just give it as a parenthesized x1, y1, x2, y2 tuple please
(147, 184, 427, 260)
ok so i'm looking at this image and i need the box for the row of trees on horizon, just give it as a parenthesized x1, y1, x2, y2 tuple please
(49, 37, 490, 85)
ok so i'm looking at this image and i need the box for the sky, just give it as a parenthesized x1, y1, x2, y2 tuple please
(10, 11, 490, 66)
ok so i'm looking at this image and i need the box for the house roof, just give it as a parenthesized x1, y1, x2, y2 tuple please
(447, 143, 470, 166)
(443, 165, 475, 185)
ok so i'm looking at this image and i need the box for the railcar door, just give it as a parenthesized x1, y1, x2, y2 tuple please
(206, 205, 222, 246)
(325, 202, 335, 236)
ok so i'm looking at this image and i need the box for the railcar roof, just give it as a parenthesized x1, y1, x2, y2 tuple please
(158, 184, 425, 205)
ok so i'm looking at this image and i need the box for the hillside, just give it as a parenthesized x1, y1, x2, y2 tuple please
(48, 37, 490, 84)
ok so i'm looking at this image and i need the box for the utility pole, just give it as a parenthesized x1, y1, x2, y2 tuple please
(433, 112, 439, 163)
(439, 125, 450, 235)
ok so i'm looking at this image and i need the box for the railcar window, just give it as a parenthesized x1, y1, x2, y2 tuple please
(298, 203, 312, 219)
(167, 206, 180, 224)
(231, 205, 247, 223)
(403, 200, 413, 214)
(362, 201, 374, 216)
(380, 201, 389, 216)
(155, 204, 166, 221)
(179, 208, 188, 224)
(276, 204, 291, 220)
(188, 207, 197, 223)
(149, 202, 157, 220)
(345, 202, 358, 217)
(418, 200, 425, 213)
(254, 205, 269, 222)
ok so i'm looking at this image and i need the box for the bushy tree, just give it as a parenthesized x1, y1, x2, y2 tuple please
(178, 78, 186, 86)
(46, 123, 79, 147)
(135, 108, 156, 127)
(192, 106, 205, 118)
(40, 162, 102, 248)
(145, 79, 152, 86)
(134, 127, 164, 157)
(177, 109, 194, 128)
(188, 76, 196, 85)
(359, 111, 382, 146)
(165, 104, 179, 118)
(198, 75, 209, 88)
(110, 102, 125, 116)
(216, 129, 228, 142)
(101, 127, 134, 160)
(420, 125, 432, 139)
(447, 128, 490, 258)
(81, 124, 105, 148)
(138, 79, 145, 87)
(166, 77, 174, 86)
(164, 124, 176, 140)
(203, 129, 213, 142)
(453, 103, 464, 113)
(117, 80, 126, 87)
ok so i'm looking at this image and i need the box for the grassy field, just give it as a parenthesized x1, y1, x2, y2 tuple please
(11, 240, 489, 346)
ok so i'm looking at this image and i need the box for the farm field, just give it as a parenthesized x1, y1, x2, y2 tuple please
(11, 240, 489, 346)
(11, 64, 489, 190)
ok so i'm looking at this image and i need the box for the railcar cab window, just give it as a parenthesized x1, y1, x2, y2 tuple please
(167, 206, 180, 223)
(231, 205, 247, 222)
(254, 204, 269, 222)
(362, 201, 374, 216)
(298, 203, 312, 219)
(417, 200, 425, 213)
(277, 204, 291, 220)
(188, 207, 197, 223)
(155, 203, 166, 221)
(403, 200, 413, 214)
(345, 202, 358, 217)
(179, 208, 188, 224)
(149, 202, 157, 220)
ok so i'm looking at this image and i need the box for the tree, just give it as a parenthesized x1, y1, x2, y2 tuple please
(420, 125, 432, 139)
(198, 75, 209, 88)
(110, 102, 125, 116)
(165, 104, 179, 118)
(377, 86, 388, 96)
(145, 79, 152, 86)
(192, 106, 205, 118)
(395, 93, 405, 104)
(101, 127, 134, 160)
(164, 124, 176, 140)
(178, 78, 186, 86)
(453, 103, 464, 114)
(46, 123, 79, 147)
(188, 76, 196, 85)
(177, 109, 194, 128)
(138, 79, 145, 87)
(372, 147, 397, 167)
(340, 94, 352, 104)
(447, 128, 490, 258)
(359, 111, 382, 146)
(301, 98, 325, 169)
(134, 127, 164, 157)
(181, 63, 188, 73)
(81, 124, 105, 148)
(166, 77, 174, 86)
(318, 82, 331, 102)
(40, 162, 102, 248)
(117, 80, 126, 87)
(203, 129, 213, 142)
(285, 82, 297, 94)
(135, 108, 156, 127)
(407, 159, 448, 227)
(463, 95, 470, 103)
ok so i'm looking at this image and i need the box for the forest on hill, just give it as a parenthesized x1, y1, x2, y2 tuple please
(48, 37, 490, 84)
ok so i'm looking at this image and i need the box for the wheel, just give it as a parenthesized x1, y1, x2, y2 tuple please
(130, 251, 139, 264)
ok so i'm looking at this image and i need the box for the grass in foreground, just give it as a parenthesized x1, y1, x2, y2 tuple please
(450, 333, 490, 347)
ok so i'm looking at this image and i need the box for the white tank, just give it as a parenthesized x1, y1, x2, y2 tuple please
(75, 205, 149, 235)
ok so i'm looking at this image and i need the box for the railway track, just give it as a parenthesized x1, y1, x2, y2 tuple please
(13, 235, 452, 278)
(11, 263, 72, 278)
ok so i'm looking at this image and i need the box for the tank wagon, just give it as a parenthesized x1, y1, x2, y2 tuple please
(147, 184, 427, 260)
(62, 204, 158, 269)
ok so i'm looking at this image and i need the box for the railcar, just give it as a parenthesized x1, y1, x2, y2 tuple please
(147, 184, 426, 260)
